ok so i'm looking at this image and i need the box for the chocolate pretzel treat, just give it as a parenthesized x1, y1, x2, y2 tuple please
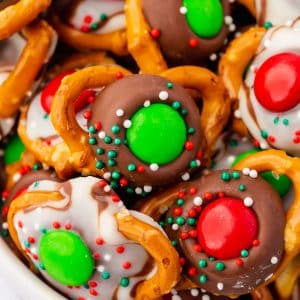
(0, 20, 57, 119)
(50, 0, 127, 55)
(161, 170, 284, 295)
(125, 0, 239, 73)
(7, 176, 180, 299)
(18, 52, 114, 178)
(50, 65, 230, 194)
(220, 18, 300, 155)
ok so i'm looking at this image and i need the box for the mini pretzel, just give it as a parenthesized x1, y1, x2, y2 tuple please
(233, 150, 300, 293)
(49, 1, 127, 55)
(8, 176, 180, 299)
(0, 20, 57, 118)
(126, 0, 235, 73)
(50, 65, 229, 195)
(18, 53, 117, 179)
(0, 0, 51, 39)
(139, 168, 285, 296)
(218, 26, 265, 136)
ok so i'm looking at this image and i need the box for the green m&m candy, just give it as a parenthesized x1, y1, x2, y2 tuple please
(40, 230, 94, 286)
(4, 135, 25, 165)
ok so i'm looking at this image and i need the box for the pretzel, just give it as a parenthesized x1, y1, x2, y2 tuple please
(50, 65, 229, 195)
(0, 0, 51, 39)
(233, 150, 300, 293)
(49, 1, 127, 55)
(7, 176, 180, 299)
(218, 26, 265, 136)
(18, 53, 117, 179)
(0, 20, 56, 118)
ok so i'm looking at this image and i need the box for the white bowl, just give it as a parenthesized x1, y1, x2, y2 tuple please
(0, 238, 65, 299)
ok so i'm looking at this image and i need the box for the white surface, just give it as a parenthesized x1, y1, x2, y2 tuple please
(0, 238, 65, 300)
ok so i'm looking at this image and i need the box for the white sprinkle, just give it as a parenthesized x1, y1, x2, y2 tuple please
(98, 131, 106, 139)
(229, 24, 236, 32)
(196, 160, 201, 167)
(209, 53, 217, 61)
(250, 65, 256, 72)
(31, 247, 37, 255)
(249, 169, 258, 178)
(172, 224, 179, 231)
(135, 187, 143, 194)
(159, 91, 169, 101)
(193, 196, 203, 206)
(172, 295, 182, 300)
(260, 142, 268, 149)
(179, 6, 188, 14)
(190, 289, 199, 297)
(182, 172, 190, 181)
(144, 185, 152, 193)
(242, 168, 250, 175)
(36, 207, 42, 214)
(22, 228, 28, 234)
(104, 185, 111, 193)
(217, 282, 224, 290)
(244, 197, 254, 207)
(2, 222, 8, 229)
(104, 254, 111, 261)
(116, 109, 124, 117)
(234, 109, 241, 118)
(97, 265, 105, 272)
(224, 16, 233, 25)
(123, 120, 132, 128)
(13, 173, 21, 182)
(150, 163, 159, 171)
(264, 39, 271, 48)
(144, 100, 151, 107)
(202, 295, 210, 300)
(34, 224, 40, 231)
(271, 256, 278, 264)
(103, 172, 111, 180)
(170, 289, 178, 295)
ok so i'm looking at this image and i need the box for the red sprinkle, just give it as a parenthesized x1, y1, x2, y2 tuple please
(96, 238, 104, 245)
(253, 140, 260, 147)
(189, 229, 197, 238)
(185, 141, 194, 151)
(83, 111, 92, 120)
(116, 246, 125, 254)
(2, 207, 8, 215)
(89, 289, 98, 296)
(28, 236, 35, 244)
(188, 209, 197, 218)
(236, 258, 244, 266)
(52, 221, 61, 229)
(137, 166, 145, 173)
(112, 195, 120, 202)
(2, 190, 9, 198)
(189, 38, 198, 47)
(93, 252, 100, 259)
(65, 223, 72, 230)
(116, 72, 124, 79)
(193, 244, 202, 252)
(196, 151, 203, 159)
(119, 178, 128, 187)
(203, 192, 213, 201)
(179, 257, 186, 265)
(84, 15, 92, 24)
(89, 281, 97, 288)
(217, 192, 225, 198)
(189, 187, 197, 195)
(180, 232, 189, 240)
(98, 180, 107, 188)
(188, 267, 197, 276)
(18, 221, 23, 228)
(94, 122, 102, 131)
(80, 25, 89, 32)
(178, 191, 185, 198)
(150, 28, 161, 39)
(252, 239, 260, 246)
(268, 136, 276, 143)
(173, 207, 182, 216)
(122, 261, 131, 269)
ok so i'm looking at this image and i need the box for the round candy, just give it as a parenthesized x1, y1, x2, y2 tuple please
(197, 197, 258, 260)
(40, 230, 94, 286)
(126, 103, 186, 164)
(254, 53, 300, 112)
(4, 135, 25, 165)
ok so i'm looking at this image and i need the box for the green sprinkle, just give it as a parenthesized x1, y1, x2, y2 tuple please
(108, 150, 117, 159)
(39, 263, 45, 270)
(41, 228, 47, 234)
(88, 125, 96, 134)
(110, 181, 118, 189)
(104, 136, 112, 144)
(32, 163, 41, 171)
(264, 21, 273, 29)
(96, 148, 105, 155)
(232, 171, 240, 180)
(176, 216, 185, 226)
(238, 184, 246, 191)
(2, 230, 8, 237)
(241, 249, 249, 257)
(91, 23, 99, 30)
(181, 108, 188, 116)
(189, 160, 198, 169)
(108, 159, 116, 167)
(166, 82, 173, 89)
(171, 240, 177, 247)
(100, 13, 107, 21)
(24, 241, 30, 248)
(188, 127, 195, 135)
(209, 257, 215, 261)
(273, 116, 280, 125)
(215, 262, 225, 271)
(33, 182, 39, 187)
(198, 259, 207, 268)
(120, 277, 129, 287)
(221, 171, 231, 182)
(187, 217, 196, 226)
(43, 113, 49, 119)
(159, 221, 165, 227)
(101, 272, 110, 280)
(111, 125, 121, 134)
(89, 137, 97, 145)
(283, 119, 289, 126)
(114, 138, 122, 145)
(199, 275, 207, 283)
(228, 139, 238, 147)
(111, 171, 121, 180)
(167, 217, 174, 224)
(95, 160, 104, 169)
(172, 101, 181, 110)
(261, 130, 268, 139)
(127, 164, 136, 172)
(177, 199, 184, 206)
(126, 188, 134, 194)
(84, 283, 89, 289)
